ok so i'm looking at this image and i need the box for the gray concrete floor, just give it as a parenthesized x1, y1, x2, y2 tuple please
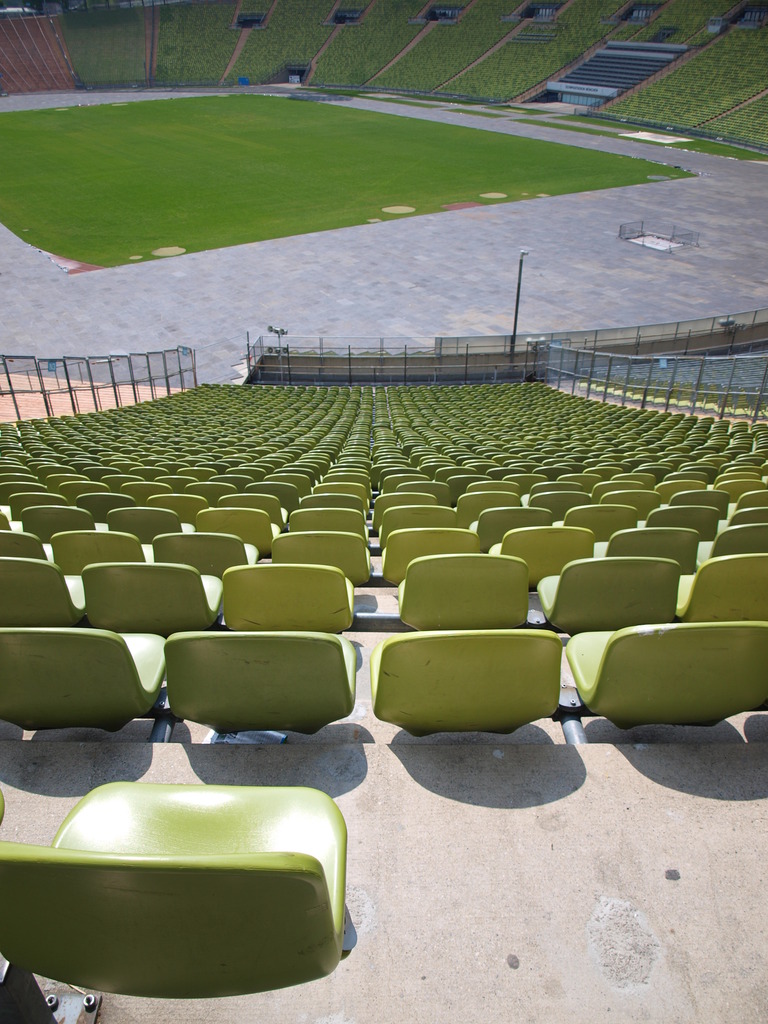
(1, 88, 767, 384)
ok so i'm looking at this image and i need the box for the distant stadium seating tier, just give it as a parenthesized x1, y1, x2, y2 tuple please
(0, 2, 765, 148)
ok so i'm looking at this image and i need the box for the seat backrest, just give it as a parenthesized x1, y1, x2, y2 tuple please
(655, 478, 706, 503)
(51, 530, 145, 574)
(678, 553, 768, 622)
(645, 503, 721, 541)
(598, 489, 661, 520)
(166, 630, 356, 734)
(0, 531, 47, 561)
(562, 503, 637, 541)
(153, 531, 252, 577)
(475, 506, 554, 551)
(185, 481, 239, 504)
(465, 480, 521, 496)
(734, 489, 768, 511)
(381, 527, 481, 584)
(107, 506, 183, 543)
(0, 627, 164, 730)
(221, 492, 286, 524)
(22, 504, 95, 543)
(8, 492, 67, 520)
(56, 480, 110, 503)
(528, 490, 592, 519)
(146, 492, 209, 523)
(398, 553, 529, 630)
(75, 491, 136, 520)
(395, 480, 452, 505)
(455, 491, 521, 529)
(272, 530, 370, 586)
(710, 522, 768, 559)
(542, 556, 680, 633)
(372, 492, 438, 532)
(247, 481, 301, 514)
(197, 506, 277, 554)
(715, 477, 767, 502)
(222, 563, 354, 632)
(605, 526, 699, 573)
(289, 507, 367, 539)
(371, 629, 563, 735)
(669, 488, 730, 517)
(379, 505, 457, 547)
(82, 562, 220, 635)
(121, 481, 173, 504)
(313, 481, 369, 506)
(572, 621, 768, 728)
(728, 507, 768, 526)
(268, 472, 313, 499)
(0, 481, 46, 505)
(498, 526, 595, 586)
(0, 557, 84, 626)
(0, 781, 347, 997)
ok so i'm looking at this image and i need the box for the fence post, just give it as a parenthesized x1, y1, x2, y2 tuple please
(404, 345, 407, 386)
(752, 358, 768, 423)
(556, 345, 565, 390)
(2, 357, 21, 421)
(690, 357, 707, 415)
(246, 331, 251, 375)
(84, 358, 100, 411)
(286, 345, 292, 386)
(641, 357, 654, 409)
(127, 355, 140, 404)
(585, 349, 596, 399)
(106, 357, 120, 408)
(161, 350, 171, 395)
(464, 344, 469, 385)
(348, 346, 352, 386)
(33, 358, 53, 417)
(602, 356, 613, 402)
(60, 358, 77, 415)
(663, 357, 679, 413)
(621, 356, 632, 406)
(718, 358, 738, 420)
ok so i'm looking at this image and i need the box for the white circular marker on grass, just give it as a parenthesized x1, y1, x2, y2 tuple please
(129, 255, 143, 261)
(480, 192, 507, 199)
(382, 206, 415, 214)
(151, 246, 186, 257)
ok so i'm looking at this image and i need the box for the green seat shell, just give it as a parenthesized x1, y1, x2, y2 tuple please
(0, 557, 85, 626)
(395, 480, 452, 505)
(566, 621, 768, 729)
(379, 505, 457, 547)
(528, 490, 592, 520)
(455, 490, 521, 529)
(0, 782, 347, 997)
(153, 531, 257, 577)
(166, 630, 356, 733)
(670, 489, 730, 517)
(604, 527, 699, 574)
(645, 503, 721, 541)
(697, 522, 768, 564)
(371, 492, 438, 532)
(75, 491, 136, 522)
(21, 504, 95, 543)
(272, 530, 371, 586)
(289, 507, 368, 540)
(676, 553, 768, 622)
(82, 562, 222, 635)
(473, 506, 554, 552)
(222, 492, 287, 526)
(562, 503, 638, 541)
(0, 531, 48, 561)
(246, 481, 302, 515)
(398, 553, 529, 630)
(537, 556, 680, 634)
(300, 492, 367, 516)
(0, 627, 165, 731)
(8, 491, 67, 521)
(598, 489, 661, 521)
(490, 526, 595, 587)
(107, 506, 190, 544)
(381, 527, 481, 585)
(50, 530, 145, 575)
(197, 506, 280, 556)
(146, 492, 209, 524)
(222, 563, 354, 632)
(371, 629, 562, 735)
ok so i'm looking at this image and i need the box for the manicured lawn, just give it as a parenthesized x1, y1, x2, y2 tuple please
(0, 94, 691, 267)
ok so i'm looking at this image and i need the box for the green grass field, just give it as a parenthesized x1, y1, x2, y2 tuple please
(0, 95, 691, 267)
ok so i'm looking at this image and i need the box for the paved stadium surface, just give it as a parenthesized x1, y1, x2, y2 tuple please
(1, 87, 767, 382)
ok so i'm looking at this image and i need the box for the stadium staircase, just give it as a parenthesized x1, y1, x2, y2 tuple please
(0, 16, 75, 93)
(553, 40, 686, 96)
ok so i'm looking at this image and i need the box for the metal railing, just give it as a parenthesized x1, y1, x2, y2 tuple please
(545, 343, 768, 422)
(0, 346, 196, 422)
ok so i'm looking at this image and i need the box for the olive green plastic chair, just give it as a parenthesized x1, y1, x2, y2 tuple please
(489, 526, 595, 587)
(223, 492, 287, 526)
(473, 506, 554, 552)
(121, 480, 173, 505)
(645, 503, 721, 541)
(380, 472, 428, 493)
(197, 506, 280, 556)
(247, 481, 301, 515)
(528, 490, 592, 520)
(0, 511, 10, 531)
(8, 491, 67, 521)
(670, 489, 729, 517)
(0, 782, 348, 997)
(82, 562, 222, 635)
(603, 527, 699, 574)
(0, 627, 165, 731)
(455, 490, 521, 529)
(51, 530, 146, 574)
(266, 472, 313, 499)
(272, 531, 371, 585)
(715, 477, 767, 502)
(0, 531, 48, 561)
(728, 507, 768, 526)
(398, 554, 529, 630)
(75, 491, 135, 522)
(734, 489, 768, 511)
(562, 503, 637, 542)
(0, 557, 85, 626)
(566, 621, 768, 729)
(222, 564, 354, 632)
(655, 478, 706, 503)
(598, 489, 661, 521)
(313, 481, 369, 507)
(301, 492, 367, 516)
(371, 629, 562, 735)
(537, 556, 680, 634)
(166, 630, 356, 733)
(0, 481, 46, 507)
(379, 505, 458, 547)
(289, 507, 368, 540)
(21, 504, 96, 543)
(56, 480, 110, 504)
(372, 492, 438, 532)
(147, 492, 208, 524)
(465, 480, 521, 496)
(676, 553, 768, 622)
(395, 480, 452, 505)
(153, 531, 257, 577)
(107, 506, 193, 544)
(697, 522, 768, 564)
(382, 527, 481, 585)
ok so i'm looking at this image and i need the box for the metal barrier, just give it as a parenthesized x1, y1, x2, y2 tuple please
(545, 343, 768, 422)
(0, 347, 196, 422)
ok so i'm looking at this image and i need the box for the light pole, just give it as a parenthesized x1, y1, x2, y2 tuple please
(511, 249, 528, 362)
(267, 325, 288, 347)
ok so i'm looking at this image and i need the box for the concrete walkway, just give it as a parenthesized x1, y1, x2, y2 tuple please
(1, 87, 767, 383)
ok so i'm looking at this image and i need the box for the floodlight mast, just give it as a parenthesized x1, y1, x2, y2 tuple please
(510, 250, 528, 363)
(268, 325, 288, 342)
